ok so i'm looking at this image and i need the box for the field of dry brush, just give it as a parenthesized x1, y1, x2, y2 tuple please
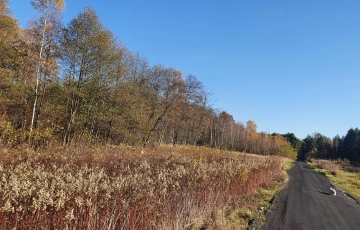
(0, 145, 285, 229)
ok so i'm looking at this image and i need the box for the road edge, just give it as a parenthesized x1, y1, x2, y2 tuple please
(247, 177, 290, 229)
(305, 160, 360, 205)
(329, 181, 360, 204)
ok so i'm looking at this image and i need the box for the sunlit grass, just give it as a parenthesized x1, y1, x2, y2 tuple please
(308, 159, 360, 201)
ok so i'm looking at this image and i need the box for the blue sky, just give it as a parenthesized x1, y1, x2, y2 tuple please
(10, 0, 360, 139)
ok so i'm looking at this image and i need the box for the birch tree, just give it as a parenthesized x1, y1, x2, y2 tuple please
(29, 0, 64, 135)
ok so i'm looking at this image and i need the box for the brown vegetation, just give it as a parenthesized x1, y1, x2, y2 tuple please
(309, 158, 339, 176)
(0, 144, 285, 229)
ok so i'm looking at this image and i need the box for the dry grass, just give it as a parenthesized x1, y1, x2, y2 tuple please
(0, 144, 285, 229)
(309, 159, 339, 176)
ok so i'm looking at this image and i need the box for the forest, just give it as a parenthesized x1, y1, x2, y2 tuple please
(1, 0, 359, 162)
(0, 0, 298, 158)
(298, 129, 360, 162)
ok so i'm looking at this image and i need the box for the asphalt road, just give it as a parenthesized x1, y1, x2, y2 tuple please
(261, 161, 360, 230)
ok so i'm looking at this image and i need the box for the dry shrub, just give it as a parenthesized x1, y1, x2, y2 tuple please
(312, 159, 339, 176)
(335, 158, 351, 168)
(0, 144, 283, 229)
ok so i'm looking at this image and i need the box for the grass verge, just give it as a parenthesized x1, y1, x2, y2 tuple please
(308, 158, 360, 201)
(226, 158, 294, 230)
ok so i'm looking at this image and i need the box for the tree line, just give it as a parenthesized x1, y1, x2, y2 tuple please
(0, 0, 296, 157)
(299, 128, 360, 162)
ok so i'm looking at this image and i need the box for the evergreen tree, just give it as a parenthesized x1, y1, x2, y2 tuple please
(343, 128, 360, 161)
(300, 135, 316, 160)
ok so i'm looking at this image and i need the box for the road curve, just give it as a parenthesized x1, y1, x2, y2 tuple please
(261, 161, 360, 230)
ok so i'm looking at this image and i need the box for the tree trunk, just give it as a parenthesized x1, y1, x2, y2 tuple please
(30, 16, 48, 135)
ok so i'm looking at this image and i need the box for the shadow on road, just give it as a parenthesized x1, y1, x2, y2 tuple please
(319, 191, 331, 196)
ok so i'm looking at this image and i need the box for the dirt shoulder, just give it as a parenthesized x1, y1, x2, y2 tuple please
(261, 161, 360, 230)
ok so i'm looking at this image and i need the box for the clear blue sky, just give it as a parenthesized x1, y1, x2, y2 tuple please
(10, 0, 360, 140)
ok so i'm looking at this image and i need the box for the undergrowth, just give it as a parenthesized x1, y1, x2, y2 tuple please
(0, 144, 286, 229)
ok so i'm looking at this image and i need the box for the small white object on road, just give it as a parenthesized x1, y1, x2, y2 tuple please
(330, 187, 337, 196)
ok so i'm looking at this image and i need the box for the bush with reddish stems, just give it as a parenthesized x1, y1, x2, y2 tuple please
(0, 144, 285, 229)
